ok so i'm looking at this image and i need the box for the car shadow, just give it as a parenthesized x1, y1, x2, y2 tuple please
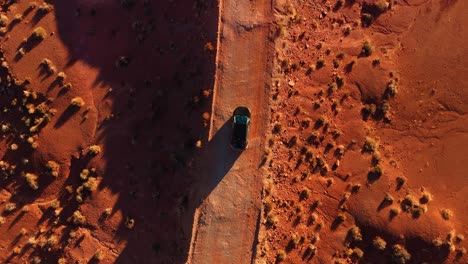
(193, 118, 242, 201)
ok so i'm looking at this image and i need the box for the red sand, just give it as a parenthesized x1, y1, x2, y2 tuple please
(1, 0, 467, 263)
(0, 0, 217, 263)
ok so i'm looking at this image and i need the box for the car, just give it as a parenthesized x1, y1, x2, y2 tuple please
(231, 106, 251, 150)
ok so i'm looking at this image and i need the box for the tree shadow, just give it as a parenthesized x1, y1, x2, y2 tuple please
(44, 0, 219, 263)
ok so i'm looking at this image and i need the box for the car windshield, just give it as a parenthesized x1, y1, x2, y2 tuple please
(234, 115, 249, 124)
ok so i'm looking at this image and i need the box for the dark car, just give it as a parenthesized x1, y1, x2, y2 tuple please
(231, 106, 251, 150)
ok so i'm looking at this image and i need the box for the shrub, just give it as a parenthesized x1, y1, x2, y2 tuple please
(390, 207, 401, 217)
(456, 247, 466, 257)
(72, 210, 86, 225)
(300, 188, 310, 200)
(401, 195, 417, 212)
(352, 248, 364, 259)
(363, 137, 377, 153)
(373, 236, 386, 250)
(361, 13, 373, 27)
(45, 161, 60, 177)
(0, 14, 9, 27)
(125, 217, 135, 229)
(25, 173, 39, 190)
(272, 123, 282, 134)
(80, 169, 90, 180)
(266, 214, 278, 226)
(351, 184, 361, 194)
(93, 249, 105, 260)
(57, 72, 66, 82)
(386, 80, 398, 97)
(316, 59, 325, 69)
(368, 165, 383, 181)
(30, 27, 47, 41)
(391, 244, 411, 264)
(361, 41, 373, 57)
(39, 59, 56, 74)
(347, 225, 362, 242)
(38, 2, 53, 13)
(276, 250, 287, 261)
(336, 213, 346, 223)
(396, 176, 407, 188)
(440, 209, 453, 220)
(88, 145, 101, 155)
(4, 202, 17, 212)
(419, 190, 432, 204)
(83, 177, 98, 191)
(305, 244, 317, 257)
(71, 97, 85, 107)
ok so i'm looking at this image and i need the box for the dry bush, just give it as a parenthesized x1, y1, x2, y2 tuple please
(70, 97, 85, 107)
(396, 176, 407, 188)
(38, 2, 53, 13)
(125, 217, 135, 229)
(83, 177, 98, 191)
(361, 41, 373, 57)
(40, 59, 56, 74)
(30, 27, 47, 41)
(299, 188, 310, 200)
(0, 14, 8, 27)
(440, 209, 453, 220)
(363, 137, 377, 153)
(266, 214, 278, 227)
(72, 210, 86, 225)
(347, 225, 363, 242)
(373, 236, 386, 250)
(4, 202, 17, 213)
(419, 190, 432, 204)
(391, 244, 411, 264)
(276, 250, 287, 261)
(25, 173, 39, 190)
(45, 161, 60, 177)
(93, 249, 105, 260)
(88, 145, 101, 155)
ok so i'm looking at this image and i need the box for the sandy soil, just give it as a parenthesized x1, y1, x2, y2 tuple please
(0, 0, 217, 263)
(256, 0, 467, 263)
(1, 0, 467, 263)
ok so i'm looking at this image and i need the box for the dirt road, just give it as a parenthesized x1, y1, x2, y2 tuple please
(188, 0, 272, 263)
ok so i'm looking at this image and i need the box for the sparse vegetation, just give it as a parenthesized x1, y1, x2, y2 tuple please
(276, 250, 287, 261)
(363, 137, 377, 153)
(71, 97, 85, 107)
(391, 244, 411, 264)
(4, 202, 17, 213)
(361, 41, 374, 57)
(45, 161, 60, 177)
(38, 2, 53, 13)
(347, 225, 362, 242)
(368, 165, 384, 181)
(299, 188, 310, 200)
(420, 190, 432, 204)
(0, 14, 9, 27)
(396, 176, 407, 189)
(88, 145, 101, 155)
(30, 27, 47, 42)
(373, 236, 387, 250)
(72, 210, 86, 225)
(125, 216, 135, 229)
(93, 249, 105, 260)
(440, 209, 453, 220)
(25, 173, 39, 190)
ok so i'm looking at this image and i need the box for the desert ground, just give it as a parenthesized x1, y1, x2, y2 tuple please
(0, 0, 467, 264)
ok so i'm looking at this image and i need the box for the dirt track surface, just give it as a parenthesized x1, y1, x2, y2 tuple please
(188, 0, 272, 263)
